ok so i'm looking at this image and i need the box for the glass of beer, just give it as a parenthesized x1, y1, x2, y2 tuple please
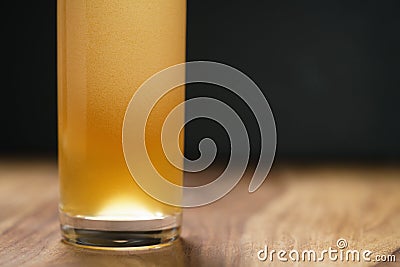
(57, 0, 186, 249)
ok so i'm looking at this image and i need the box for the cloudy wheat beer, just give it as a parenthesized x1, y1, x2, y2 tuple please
(57, 0, 185, 248)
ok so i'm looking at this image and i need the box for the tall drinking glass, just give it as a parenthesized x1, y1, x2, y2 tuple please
(57, 0, 186, 249)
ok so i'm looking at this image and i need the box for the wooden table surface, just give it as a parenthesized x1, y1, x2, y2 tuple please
(0, 160, 399, 267)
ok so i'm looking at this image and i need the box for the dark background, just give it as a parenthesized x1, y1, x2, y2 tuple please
(1, 0, 400, 162)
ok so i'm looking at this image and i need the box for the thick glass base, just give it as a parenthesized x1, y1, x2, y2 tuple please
(60, 211, 181, 250)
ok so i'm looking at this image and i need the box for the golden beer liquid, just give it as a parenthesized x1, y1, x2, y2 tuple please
(57, 0, 185, 220)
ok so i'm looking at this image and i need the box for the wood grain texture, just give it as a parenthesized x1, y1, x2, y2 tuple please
(0, 161, 399, 267)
